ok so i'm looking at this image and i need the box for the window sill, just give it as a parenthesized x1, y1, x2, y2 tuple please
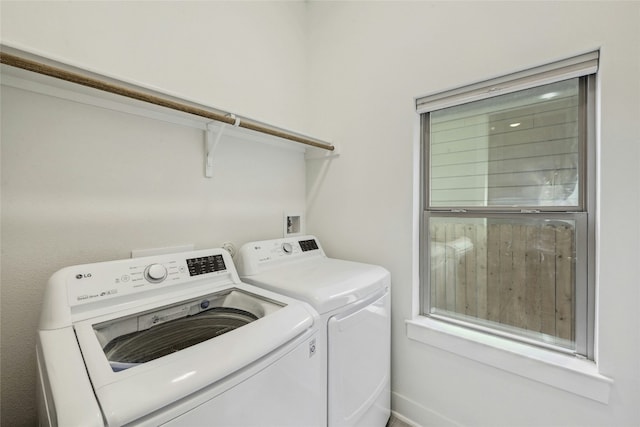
(406, 316, 613, 404)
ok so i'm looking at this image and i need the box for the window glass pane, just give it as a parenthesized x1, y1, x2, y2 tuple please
(427, 215, 576, 350)
(429, 79, 580, 208)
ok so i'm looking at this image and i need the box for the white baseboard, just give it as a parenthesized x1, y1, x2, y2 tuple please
(391, 391, 461, 427)
(389, 410, 420, 427)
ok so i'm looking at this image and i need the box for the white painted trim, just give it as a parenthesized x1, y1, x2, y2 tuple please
(406, 316, 613, 404)
(391, 390, 461, 427)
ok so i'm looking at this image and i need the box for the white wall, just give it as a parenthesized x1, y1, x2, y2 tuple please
(0, 2, 310, 426)
(0, 1, 310, 132)
(306, 2, 640, 426)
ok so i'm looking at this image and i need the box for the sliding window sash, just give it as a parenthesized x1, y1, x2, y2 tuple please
(418, 53, 597, 359)
(421, 211, 588, 356)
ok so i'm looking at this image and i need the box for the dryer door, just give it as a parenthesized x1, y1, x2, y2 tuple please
(327, 289, 390, 427)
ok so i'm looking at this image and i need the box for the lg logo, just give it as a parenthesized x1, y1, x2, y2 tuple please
(75, 273, 92, 279)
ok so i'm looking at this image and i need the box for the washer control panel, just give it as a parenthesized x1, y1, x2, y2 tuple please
(66, 250, 230, 308)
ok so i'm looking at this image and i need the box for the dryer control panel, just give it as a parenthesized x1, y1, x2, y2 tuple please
(235, 235, 325, 276)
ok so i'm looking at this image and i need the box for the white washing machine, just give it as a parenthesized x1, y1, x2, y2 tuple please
(235, 236, 391, 427)
(36, 247, 324, 427)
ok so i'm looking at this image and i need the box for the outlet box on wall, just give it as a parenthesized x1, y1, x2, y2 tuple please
(283, 212, 304, 237)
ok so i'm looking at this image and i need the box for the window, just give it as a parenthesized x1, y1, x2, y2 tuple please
(418, 52, 597, 359)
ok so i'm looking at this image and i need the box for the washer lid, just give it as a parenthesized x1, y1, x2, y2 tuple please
(74, 283, 317, 426)
(92, 287, 281, 372)
(240, 257, 390, 314)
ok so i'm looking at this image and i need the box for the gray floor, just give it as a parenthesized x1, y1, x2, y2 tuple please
(387, 413, 414, 427)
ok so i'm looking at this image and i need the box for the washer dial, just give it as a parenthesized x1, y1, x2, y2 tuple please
(144, 263, 168, 283)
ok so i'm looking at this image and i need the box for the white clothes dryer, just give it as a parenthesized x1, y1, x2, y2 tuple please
(235, 236, 391, 427)
(36, 247, 323, 427)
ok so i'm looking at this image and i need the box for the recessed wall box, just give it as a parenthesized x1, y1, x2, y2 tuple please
(283, 212, 304, 237)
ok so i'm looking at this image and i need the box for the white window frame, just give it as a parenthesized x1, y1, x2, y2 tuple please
(407, 51, 612, 403)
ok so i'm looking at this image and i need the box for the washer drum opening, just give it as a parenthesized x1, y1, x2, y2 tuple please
(91, 288, 284, 371)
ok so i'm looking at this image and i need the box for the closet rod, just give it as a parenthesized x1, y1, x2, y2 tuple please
(0, 51, 334, 152)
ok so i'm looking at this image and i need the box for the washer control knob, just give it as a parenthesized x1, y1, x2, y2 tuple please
(282, 242, 293, 254)
(144, 263, 167, 283)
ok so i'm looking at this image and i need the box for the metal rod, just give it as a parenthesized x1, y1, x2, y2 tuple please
(0, 51, 334, 152)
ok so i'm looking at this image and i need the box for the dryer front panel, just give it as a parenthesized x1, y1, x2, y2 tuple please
(327, 290, 391, 427)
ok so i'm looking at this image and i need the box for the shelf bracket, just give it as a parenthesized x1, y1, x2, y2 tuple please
(205, 123, 224, 178)
(305, 142, 341, 161)
(205, 115, 240, 178)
